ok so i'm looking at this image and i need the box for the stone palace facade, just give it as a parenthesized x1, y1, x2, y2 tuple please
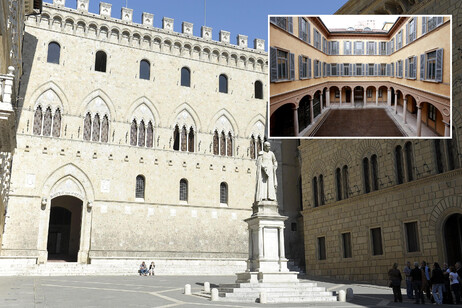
(0, 0, 274, 274)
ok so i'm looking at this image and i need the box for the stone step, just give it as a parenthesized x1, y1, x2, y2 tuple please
(220, 290, 333, 297)
(219, 286, 327, 293)
(218, 294, 337, 303)
(220, 282, 318, 288)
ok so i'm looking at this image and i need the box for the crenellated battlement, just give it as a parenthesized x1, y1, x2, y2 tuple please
(42, 0, 266, 53)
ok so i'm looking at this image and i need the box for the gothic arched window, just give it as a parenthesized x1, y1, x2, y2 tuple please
(139, 59, 150, 80)
(138, 120, 145, 147)
(336, 168, 342, 201)
(342, 165, 349, 199)
(405, 142, 414, 181)
(181, 67, 190, 87)
(220, 182, 228, 204)
(52, 108, 61, 137)
(188, 127, 194, 152)
(250, 135, 256, 159)
(92, 114, 100, 142)
(42, 107, 52, 136)
(312, 176, 318, 207)
(101, 115, 109, 143)
(33, 106, 43, 135)
(47, 42, 61, 64)
(395, 145, 404, 184)
(371, 154, 378, 191)
(83, 112, 92, 140)
(319, 174, 325, 205)
(130, 120, 137, 146)
(363, 157, 370, 193)
(146, 121, 153, 148)
(173, 125, 180, 151)
(179, 178, 188, 201)
(135, 175, 145, 199)
(220, 131, 226, 155)
(227, 132, 233, 156)
(181, 126, 187, 151)
(213, 131, 219, 155)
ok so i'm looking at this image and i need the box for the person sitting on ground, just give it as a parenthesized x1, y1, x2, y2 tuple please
(388, 263, 403, 303)
(149, 261, 155, 276)
(139, 261, 148, 276)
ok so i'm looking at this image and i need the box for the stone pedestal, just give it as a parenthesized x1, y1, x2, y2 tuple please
(236, 200, 298, 283)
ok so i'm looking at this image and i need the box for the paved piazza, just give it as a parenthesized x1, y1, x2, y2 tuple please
(0, 275, 432, 307)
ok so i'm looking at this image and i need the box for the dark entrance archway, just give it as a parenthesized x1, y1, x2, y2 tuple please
(444, 213, 462, 266)
(47, 196, 83, 262)
(270, 104, 295, 137)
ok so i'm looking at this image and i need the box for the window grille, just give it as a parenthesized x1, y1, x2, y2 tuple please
(52, 108, 61, 137)
(101, 115, 109, 143)
(138, 120, 145, 147)
(42, 107, 52, 136)
(92, 114, 100, 142)
(146, 121, 153, 148)
(33, 106, 43, 135)
(179, 179, 188, 201)
(227, 133, 233, 156)
(83, 113, 92, 140)
(130, 120, 137, 146)
(188, 128, 194, 152)
(220, 182, 228, 204)
(135, 175, 145, 199)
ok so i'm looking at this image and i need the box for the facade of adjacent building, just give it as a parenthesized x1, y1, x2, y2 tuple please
(0, 0, 41, 252)
(270, 14, 451, 137)
(299, 0, 462, 285)
(0, 0, 276, 274)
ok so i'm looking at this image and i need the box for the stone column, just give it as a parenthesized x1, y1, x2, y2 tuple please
(444, 121, 450, 137)
(416, 105, 422, 137)
(278, 227, 285, 259)
(310, 98, 314, 123)
(376, 89, 379, 105)
(339, 88, 342, 106)
(394, 93, 398, 114)
(363, 89, 366, 107)
(351, 89, 354, 106)
(387, 89, 391, 106)
(403, 98, 407, 124)
(258, 227, 263, 258)
(292, 107, 299, 136)
(326, 90, 330, 107)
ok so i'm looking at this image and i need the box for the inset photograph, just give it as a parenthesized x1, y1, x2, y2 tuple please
(269, 16, 451, 138)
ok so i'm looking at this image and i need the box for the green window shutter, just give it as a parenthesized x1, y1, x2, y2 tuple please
(308, 58, 311, 78)
(307, 22, 311, 44)
(406, 23, 409, 45)
(289, 52, 295, 80)
(413, 56, 417, 79)
(422, 17, 427, 35)
(298, 17, 303, 40)
(270, 47, 277, 82)
(437, 17, 443, 27)
(436, 48, 443, 82)
(405, 58, 409, 79)
(288, 17, 293, 34)
(420, 54, 425, 80)
(299, 55, 303, 79)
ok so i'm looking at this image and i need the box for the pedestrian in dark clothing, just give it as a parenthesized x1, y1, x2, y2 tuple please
(450, 265, 461, 304)
(411, 262, 425, 304)
(442, 263, 454, 304)
(388, 263, 403, 303)
(421, 260, 433, 303)
(431, 262, 445, 305)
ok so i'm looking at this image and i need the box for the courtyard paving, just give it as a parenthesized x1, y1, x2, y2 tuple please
(0, 274, 439, 307)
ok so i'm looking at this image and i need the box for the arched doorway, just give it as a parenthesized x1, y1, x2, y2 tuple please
(47, 196, 83, 262)
(270, 103, 295, 137)
(444, 213, 462, 266)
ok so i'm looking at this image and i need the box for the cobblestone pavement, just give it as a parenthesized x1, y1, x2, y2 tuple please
(0, 275, 443, 307)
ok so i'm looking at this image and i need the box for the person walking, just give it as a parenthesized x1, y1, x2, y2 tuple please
(443, 263, 454, 304)
(388, 263, 403, 303)
(450, 265, 461, 304)
(149, 261, 155, 276)
(431, 262, 445, 305)
(411, 262, 425, 304)
(404, 261, 414, 299)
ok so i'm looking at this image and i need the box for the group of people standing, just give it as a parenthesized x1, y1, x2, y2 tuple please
(388, 261, 461, 305)
(139, 261, 156, 276)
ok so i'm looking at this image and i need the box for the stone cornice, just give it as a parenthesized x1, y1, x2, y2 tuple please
(40, 3, 267, 57)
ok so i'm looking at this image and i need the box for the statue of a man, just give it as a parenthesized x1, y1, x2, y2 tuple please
(255, 141, 278, 202)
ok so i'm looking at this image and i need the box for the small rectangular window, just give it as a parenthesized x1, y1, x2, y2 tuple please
(405, 222, 420, 252)
(291, 222, 297, 232)
(277, 50, 289, 80)
(331, 63, 337, 76)
(317, 237, 326, 260)
(342, 232, 352, 258)
(371, 227, 383, 255)
(356, 63, 362, 76)
(380, 42, 387, 55)
(381, 63, 386, 76)
(368, 63, 374, 76)
(426, 51, 436, 80)
(344, 41, 351, 55)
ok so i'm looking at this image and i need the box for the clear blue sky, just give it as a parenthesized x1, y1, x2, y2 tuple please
(44, 0, 348, 49)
